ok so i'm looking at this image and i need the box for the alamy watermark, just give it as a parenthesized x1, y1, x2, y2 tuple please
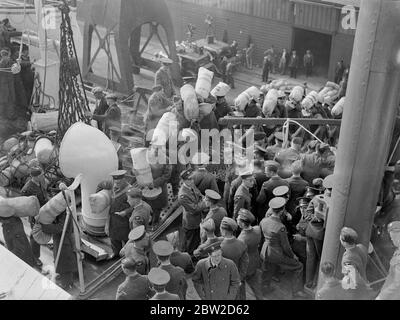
(341, 5, 358, 30)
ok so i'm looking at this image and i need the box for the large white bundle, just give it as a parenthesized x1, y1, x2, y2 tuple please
(89, 189, 112, 215)
(290, 86, 304, 102)
(37, 191, 69, 224)
(195, 67, 214, 99)
(326, 81, 340, 90)
(181, 84, 199, 121)
(30, 111, 59, 132)
(331, 97, 346, 116)
(0, 195, 40, 218)
(266, 88, 279, 100)
(34, 137, 54, 165)
(2, 137, 19, 153)
(152, 112, 178, 145)
(130, 148, 153, 186)
(210, 82, 230, 97)
(234, 86, 261, 111)
(263, 97, 277, 117)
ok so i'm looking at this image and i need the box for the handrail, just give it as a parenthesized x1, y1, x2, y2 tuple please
(218, 117, 342, 127)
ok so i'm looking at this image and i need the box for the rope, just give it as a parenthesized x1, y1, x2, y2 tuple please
(282, 118, 324, 144)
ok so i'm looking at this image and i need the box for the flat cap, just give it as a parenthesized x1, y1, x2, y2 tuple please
(180, 169, 193, 180)
(201, 218, 215, 232)
(127, 187, 142, 198)
(239, 170, 254, 179)
(105, 93, 118, 100)
(323, 174, 334, 189)
(110, 170, 127, 179)
(306, 186, 321, 197)
(269, 197, 286, 210)
(30, 166, 43, 177)
(152, 240, 174, 257)
(220, 217, 238, 232)
(121, 257, 137, 269)
(388, 221, 400, 233)
(202, 240, 222, 255)
(274, 132, 284, 141)
(238, 209, 255, 223)
(265, 160, 279, 171)
(128, 225, 145, 241)
(205, 189, 221, 200)
(313, 178, 324, 188)
(91, 87, 103, 94)
(292, 137, 303, 145)
(148, 268, 170, 286)
(191, 152, 210, 165)
(297, 197, 311, 206)
(273, 185, 289, 197)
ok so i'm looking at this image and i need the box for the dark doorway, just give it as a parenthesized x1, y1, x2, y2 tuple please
(292, 28, 332, 78)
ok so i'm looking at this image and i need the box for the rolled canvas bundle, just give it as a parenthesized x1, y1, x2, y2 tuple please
(290, 86, 304, 103)
(152, 112, 178, 146)
(331, 97, 346, 116)
(181, 84, 199, 121)
(262, 89, 278, 117)
(0, 195, 40, 218)
(30, 111, 59, 132)
(37, 191, 69, 224)
(2, 137, 19, 153)
(89, 189, 112, 224)
(195, 67, 214, 99)
(34, 137, 54, 165)
(210, 82, 230, 97)
(59, 123, 118, 235)
(131, 148, 153, 186)
(234, 86, 261, 111)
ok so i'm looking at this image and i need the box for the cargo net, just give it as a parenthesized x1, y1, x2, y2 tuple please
(57, 1, 90, 142)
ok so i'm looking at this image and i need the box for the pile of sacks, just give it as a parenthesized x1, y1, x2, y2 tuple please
(317, 81, 341, 105)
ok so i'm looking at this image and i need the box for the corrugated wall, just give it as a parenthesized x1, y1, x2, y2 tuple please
(293, 1, 338, 33)
(179, 0, 253, 15)
(166, 0, 293, 66)
(253, 0, 291, 22)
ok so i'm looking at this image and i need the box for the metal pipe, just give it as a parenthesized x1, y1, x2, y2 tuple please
(318, 0, 400, 283)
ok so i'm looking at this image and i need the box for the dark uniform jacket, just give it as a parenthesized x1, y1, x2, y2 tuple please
(286, 176, 309, 214)
(265, 144, 283, 161)
(238, 227, 262, 276)
(203, 206, 227, 237)
(128, 200, 153, 230)
(144, 90, 170, 133)
(300, 152, 324, 184)
(275, 147, 301, 179)
(233, 184, 252, 219)
(170, 251, 194, 274)
(257, 176, 289, 214)
(220, 237, 249, 281)
(0, 216, 34, 267)
(150, 291, 180, 300)
(92, 102, 121, 136)
(244, 100, 261, 118)
(159, 263, 188, 300)
(155, 66, 175, 99)
(120, 243, 150, 275)
(191, 168, 219, 195)
(192, 257, 241, 300)
(93, 97, 109, 131)
(341, 244, 368, 281)
(41, 211, 77, 274)
(214, 99, 231, 122)
(109, 186, 131, 241)
(194, 237, 220, 259)
(260, 215, 296, 263)
(199, 111, 219, 131)
(178, 183, 207, 230)
(21, 179, 47, 206)
(116, 273, 152, 300)
(146, 161, 172, 210)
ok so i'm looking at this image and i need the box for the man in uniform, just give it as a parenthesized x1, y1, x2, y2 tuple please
(192, 241, 241, 300)
(265, 132, 284, 160)
(203, 189, 227, 239)
(257, 160, 289, 216)
(122, 187, 153, 230)
(260, 197, 306, 298)
(233, 171, 255, 220)
(376, 221, 400, 300)
(301, 142, 332, 184)
(148, 268, 180, 300)
(116, 257, 152, 300)
(237, 209, 263, 300)
(145, 142, 173, 227)
(178, 169, 208, 257)
(106, 170, 132, 258)
(88, 93, 121, 137)
(120, 225, 151, 275)
(153, 240, 188, 300)
(190, 152, 219, 195)
(286, 160, 309, 216)
(154, 57, 175, 99)
(21, 166, 48, 267)
(91, 87, 109, 132)
(219, 217, 249, 299)
(213, 84, 232, 126)
(144, 84, 172, 140)
(166, 231, 194, 274)
(194, 219, 220, 259)
(275, 137, 303, 179)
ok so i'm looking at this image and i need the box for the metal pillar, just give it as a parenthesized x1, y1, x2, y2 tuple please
(319, 0, 400, 282)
